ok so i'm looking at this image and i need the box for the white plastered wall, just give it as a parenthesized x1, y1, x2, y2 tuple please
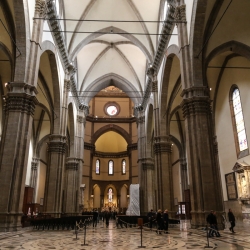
(215, 57, 250, 201)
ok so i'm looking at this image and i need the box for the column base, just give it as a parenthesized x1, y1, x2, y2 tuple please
(0, 213, 22, 232)
(190, 211, 225, 230)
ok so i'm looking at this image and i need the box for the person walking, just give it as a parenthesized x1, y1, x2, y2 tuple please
(163, 209, 169, 234)
(228, 209, 236, 233)
(206, 210, 215, 237)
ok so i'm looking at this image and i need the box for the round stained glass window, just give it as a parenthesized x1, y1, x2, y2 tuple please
(107, 105, 118, 116)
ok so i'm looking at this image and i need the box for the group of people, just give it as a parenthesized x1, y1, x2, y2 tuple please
(206, 208, 236, 237)
(148, 209, 169, 234)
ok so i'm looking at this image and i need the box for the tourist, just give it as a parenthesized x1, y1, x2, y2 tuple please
(213, 211, 221, 237)
(228, 209, 236, 233)
(163, 209, 169, 234)
(206, 210, 215, 237)
(93, 209, 98, 227)
(156, 209, 163, 234)
(147, 209, 154, 230)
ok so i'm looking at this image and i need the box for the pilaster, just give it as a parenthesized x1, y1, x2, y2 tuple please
(154, 136, 174, 214)
(65, 157, 79, 214)
(43, 134, 67, 216)
(0, 82, 38, 231)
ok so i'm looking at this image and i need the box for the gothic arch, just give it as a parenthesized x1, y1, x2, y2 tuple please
(92, 124, 131, 145)
(81, 73, 142, 105)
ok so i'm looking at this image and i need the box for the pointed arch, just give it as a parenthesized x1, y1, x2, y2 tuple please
(92, 124, 131, 145)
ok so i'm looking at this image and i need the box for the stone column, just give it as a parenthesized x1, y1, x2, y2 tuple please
(44, 134, 67, 216)
(65, 157, 78, 214)
(0, 82, 38, 231)
(181, 88, 224, 228)
(79, 184, 86, 212)
(29, 157, 40, 203)
(180, 157, 188, 196)
(142, 158, 155, 212)
(154, 136, 174, 214)
(135, 108, 146, 214)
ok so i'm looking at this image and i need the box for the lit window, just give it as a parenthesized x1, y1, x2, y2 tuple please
(108, 160, 114, 175)
(232, 88, 248, 152)
(104, 102, 120, 117)
(122, 159, 126, 174)
(107, 105, 118, 116)
(108, 187, 113, 202)
(96, 159, 100, 174)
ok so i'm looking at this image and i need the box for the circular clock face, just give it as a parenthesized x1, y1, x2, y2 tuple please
(107, 105, 118, 116)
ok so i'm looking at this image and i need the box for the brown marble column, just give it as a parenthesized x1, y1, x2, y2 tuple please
(0, 82, 38, 231)
(65, 157, 78, 214)
(43, 134, 67, 217)
(181, 88, 224, 228)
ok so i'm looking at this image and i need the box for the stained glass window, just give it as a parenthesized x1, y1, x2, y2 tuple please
(232, 88, 248, 151)
(122, 159, 126, 174)
(108, 188, 113, 202)
(96, 159, 100, 174)
(108, 160, 114, 175)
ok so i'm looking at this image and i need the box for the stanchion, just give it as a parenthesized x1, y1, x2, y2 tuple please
(73, 224, 78, 241)
(137, 218, 146, 248)
(81, 223, 89, 246)
(205, 226, 213, 249)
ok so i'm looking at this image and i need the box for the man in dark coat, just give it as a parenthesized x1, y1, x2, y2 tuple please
(206, 210, 215, 237)
(163, 209, 169, 234)
(93, 209, 98, 227)
(228, 209, 236, 233)
(147, 209, 154, 230)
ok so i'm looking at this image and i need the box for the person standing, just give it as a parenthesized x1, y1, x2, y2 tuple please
(147, 209, 154, 230)
(213, 211, 221, 237)
(156, 209, 163, 234)
(163, 209, 169, 234)
(228, 209, 236, 233)
(93, 209, 98, 227)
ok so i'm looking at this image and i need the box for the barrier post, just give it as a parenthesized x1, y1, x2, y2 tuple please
(81, 223, 88, 246)
(205, 226, 213, 248)
(137, 218, 146, 248)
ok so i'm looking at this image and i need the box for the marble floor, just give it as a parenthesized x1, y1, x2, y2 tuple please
(0, 220, 250, 250)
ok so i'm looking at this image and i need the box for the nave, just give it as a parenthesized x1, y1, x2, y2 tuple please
(0, 220, 250, 250)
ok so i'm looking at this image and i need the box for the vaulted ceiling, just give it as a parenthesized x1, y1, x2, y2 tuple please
(60, 0, 165, 104)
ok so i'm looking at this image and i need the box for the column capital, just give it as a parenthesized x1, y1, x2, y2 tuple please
(79, 103, 89, 116)
(173, 4, 186, 23)
(4, 82, 38, 116)
(35, 0, 46, 17)
(181, 96, 212, 118)
(77, 115, 86, 125)
(154, 136, 172, 154)
(140, 158, 155, 170)
(65, 157, 78, 170)
(137, 115, 145, 124)
(47, 134, 67, 154)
